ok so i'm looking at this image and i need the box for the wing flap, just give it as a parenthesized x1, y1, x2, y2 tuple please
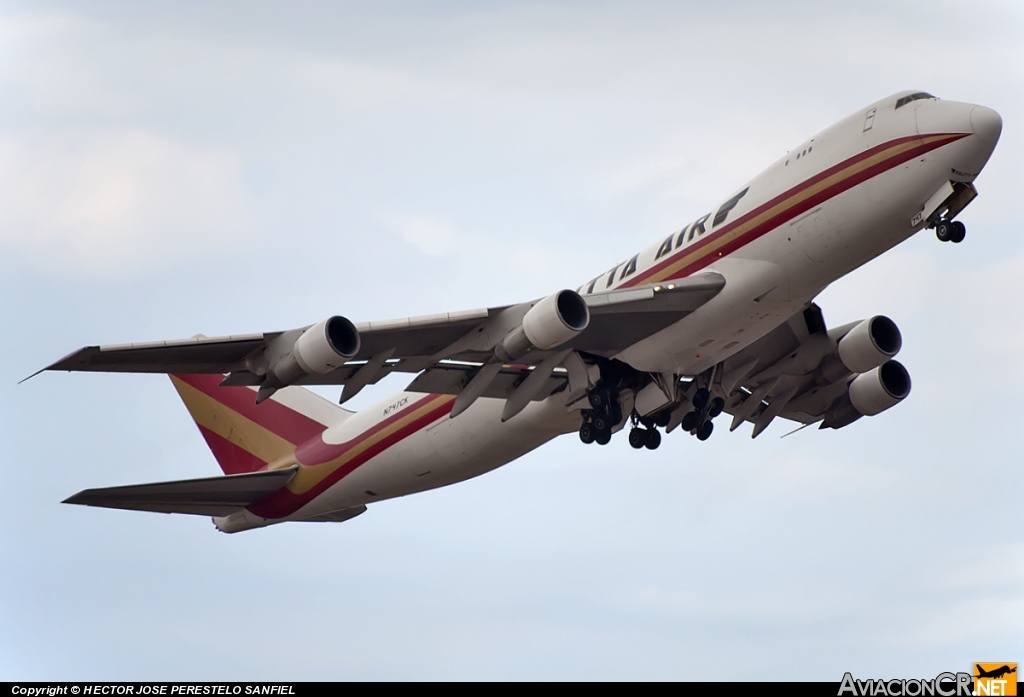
(63, 466, 298, 516)
(405, 362, 567, 400)
(568, 273, 725, 354)
(584, 272, 725, 315)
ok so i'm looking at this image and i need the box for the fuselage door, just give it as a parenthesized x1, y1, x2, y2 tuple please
(863, 108, 877, 132)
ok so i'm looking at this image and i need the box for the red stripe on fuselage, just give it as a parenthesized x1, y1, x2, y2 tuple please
(619, 133, 969, 288)
(247, 395, 455, 519)
(197, 424, 269, 475)
(173, 373, 327, 445)
(292, 396, 435, 467)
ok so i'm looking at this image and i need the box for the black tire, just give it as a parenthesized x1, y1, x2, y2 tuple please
(681, 410, 700, 432)
(588, 390, 606, 409)
(593, 415, 608, 432)
(936, 220, 952, 242)
(645, 429, 661, 450)
(708, 397, 725, 418)
(579, 423, 596, 444)
(693, 388, 710, 410)
(697, 420, 714, 441)
(595, 428, 611, 446)
(628, 429, 646, 449)
(950, 220, 966, 243)
(653, 410, 671, 428)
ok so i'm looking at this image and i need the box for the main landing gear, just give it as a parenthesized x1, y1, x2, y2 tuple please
(579, 385, 621, 446)
(935, 218, 966, 244)
(680, 387, 724, 441)
(577, 376, 726, 448)
(627, 409, 669, 450)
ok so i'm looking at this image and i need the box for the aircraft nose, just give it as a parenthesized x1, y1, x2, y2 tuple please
(971, 105, 1002, 145)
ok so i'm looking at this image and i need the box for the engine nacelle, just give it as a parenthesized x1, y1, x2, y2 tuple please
(496, 290, 590, 361)
(822, 360, 911, 429)
(848, 359, 911, 416)
(837, 315, 902, 374)
(294, 316, 361, 373)
(266, 316, 360, 389)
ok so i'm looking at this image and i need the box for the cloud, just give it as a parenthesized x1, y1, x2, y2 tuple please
(385, 214, 457, 257)
(818, 245, 1024, 390)
(0, 129, 250, 277)
(379, 212, 566, 287)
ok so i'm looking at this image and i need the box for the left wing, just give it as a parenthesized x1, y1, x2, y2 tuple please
(43, 273, 725, 408)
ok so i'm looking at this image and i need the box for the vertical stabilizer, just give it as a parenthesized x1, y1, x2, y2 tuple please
(170, 374, 351, 475)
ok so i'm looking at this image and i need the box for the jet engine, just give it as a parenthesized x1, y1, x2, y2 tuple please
(265, 316, 361, 390)
(495, 290, 590, 361)
(837, 315, 902, 373)
(822, 360, 911, 429)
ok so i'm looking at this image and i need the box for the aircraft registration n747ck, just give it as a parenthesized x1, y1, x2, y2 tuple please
(40, 90, 1002, 533)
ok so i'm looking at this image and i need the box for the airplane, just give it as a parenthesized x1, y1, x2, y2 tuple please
(39, 90, 1002, 533)
(975, 665, 1016, 680)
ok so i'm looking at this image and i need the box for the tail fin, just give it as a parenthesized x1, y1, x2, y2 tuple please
(170, 374, 352, 475)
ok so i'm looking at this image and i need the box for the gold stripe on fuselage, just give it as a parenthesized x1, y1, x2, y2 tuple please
(643, 135, 951, 286)
(285, 394, 456, 495)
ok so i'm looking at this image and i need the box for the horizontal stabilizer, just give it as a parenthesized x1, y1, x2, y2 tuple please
(63, 466, 298, 516)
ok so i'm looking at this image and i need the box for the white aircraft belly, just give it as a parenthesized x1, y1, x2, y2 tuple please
(281, 392, 579, 522)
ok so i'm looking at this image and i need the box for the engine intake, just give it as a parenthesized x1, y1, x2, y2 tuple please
(294, 316, 360, 374)
(265, 316, 360, 391)
(837, 315, 902, 374)
(822, 359, 911, 429)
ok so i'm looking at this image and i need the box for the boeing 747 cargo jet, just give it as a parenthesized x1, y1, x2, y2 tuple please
(41, 91, 1002, 532)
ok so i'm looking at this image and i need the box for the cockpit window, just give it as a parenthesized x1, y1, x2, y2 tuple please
(895, 93, 936, 109)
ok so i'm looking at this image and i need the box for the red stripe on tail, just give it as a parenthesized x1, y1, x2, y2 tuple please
(172, 373, 327, 445)
(196, 425, 269, 475)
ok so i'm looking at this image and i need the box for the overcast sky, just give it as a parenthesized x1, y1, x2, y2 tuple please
(2, 0, 1022, 681)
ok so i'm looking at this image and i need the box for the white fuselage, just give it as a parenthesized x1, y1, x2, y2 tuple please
(222, 92, 1001, 530)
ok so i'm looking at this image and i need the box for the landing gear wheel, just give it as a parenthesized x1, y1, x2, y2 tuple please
(653, 410, 672, 428)
(696, 420, 714, 441)
(588, 390, 606, 409)
(708, 397, 725, 418)
(936, 220, 952, 242)
(950, 220, 966, 243)
(693, 388, 710, 410)
(593, 415, 609, 432)
(579, 423, 596, 444)
(644, 429, 661, 450)
(681, 410, 700, 432)
(595, 429, 611, 446)
(629, 428, 646, 449)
